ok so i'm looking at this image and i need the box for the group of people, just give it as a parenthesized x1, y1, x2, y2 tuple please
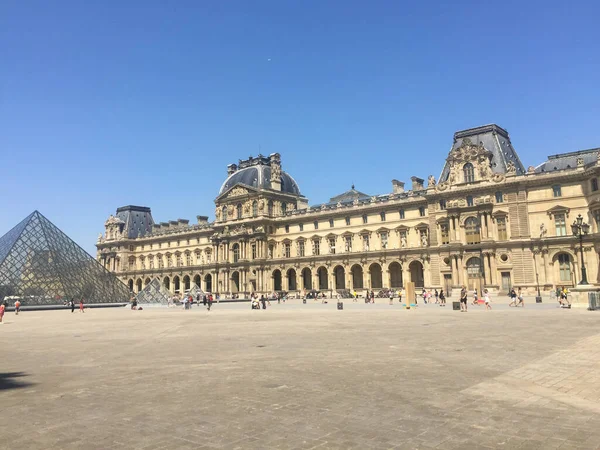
(419, 288, 447, 306)
(251, 293, 273, 310)
(555, 286, 571, 308)
(459, 287, 492, 312)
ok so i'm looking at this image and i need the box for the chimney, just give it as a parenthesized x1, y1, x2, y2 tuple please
(391, 179, 405, 194)
(269, 153, 282, 191)
(411, 176, 424, 191)
(227, 164, 238, 176)
(197, 215, 209, 225)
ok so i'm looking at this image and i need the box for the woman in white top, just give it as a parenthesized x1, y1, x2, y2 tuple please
(484, 289, 491, 310)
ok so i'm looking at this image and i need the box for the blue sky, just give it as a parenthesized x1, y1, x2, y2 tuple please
(1, 0, 599, 254)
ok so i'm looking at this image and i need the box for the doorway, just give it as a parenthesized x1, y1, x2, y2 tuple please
(501, 272, 511, 292)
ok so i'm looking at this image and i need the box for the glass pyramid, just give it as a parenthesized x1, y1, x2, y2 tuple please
(0, 211, 130, 306)
(135, 278, 171, 305)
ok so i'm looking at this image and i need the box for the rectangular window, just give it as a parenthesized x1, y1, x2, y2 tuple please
(345, 217, 350, 226)
(552, 185, 562, 197)
(441, 224, 449, 245)
(345, 236, 352, 252)
(129, 245, 134, 252)
(313, 240, 320, 256)
(186, 254, 192, 266)
(497, 217, 507, 241)
(140, 259, 146, 270)
(495, 192, 504, 203)
(176, 255, 182, 267)
(592, 178, 599, 192)
(149, 259, 154, 269)
(251, 243, 257, 259)
(381, 232, 388, 249)
(439, 200, 446, 210)
(314, 221, 319, 230)
(206, 253, 211, 263)
(158, 258, 164, 269)
(285, 225, 289, 233)
(555, 213, 567, 236)
(380, 212, 386, 221)
(284, 243, 291, 258)
(362, 215, 368, 224)
(299, 223, 304, 232)
(329, 218, 334, 227)
(268, 244, 274, 258)
(593, 210, 600, 231)
(328, 238, 336, 254)
(363, 235, 369, 251)
(419, 207, 425, 217)
(466, 196, 474, 207)
(298, 241, 305, 257)
(399, 209, 405, 219)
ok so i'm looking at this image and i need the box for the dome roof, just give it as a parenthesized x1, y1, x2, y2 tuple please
(219, 165, 301, 196)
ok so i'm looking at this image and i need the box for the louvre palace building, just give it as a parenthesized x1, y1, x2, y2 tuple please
(96, 124, 600, 297)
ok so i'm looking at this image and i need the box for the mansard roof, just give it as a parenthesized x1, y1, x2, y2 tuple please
(439, 124, 526, 182)
(115, 205, 155, 239)
(535, 148, 600, 173)
(328, 185, 371, 204)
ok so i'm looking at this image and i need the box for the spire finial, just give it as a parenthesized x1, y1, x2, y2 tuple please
(351, 183, 355, 190)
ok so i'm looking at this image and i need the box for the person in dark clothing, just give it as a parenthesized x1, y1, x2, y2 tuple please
(70, 299, 75, 313)
(260, 295, 267, 310)
(207, 294, 213, 311)
(203, 295, 207, 306)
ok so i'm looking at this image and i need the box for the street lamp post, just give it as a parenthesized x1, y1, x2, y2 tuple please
(571, 214, 590, 285)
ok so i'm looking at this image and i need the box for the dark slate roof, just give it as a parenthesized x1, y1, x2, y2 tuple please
(535, 148, 600, 173)
(329, 186, 370, 204)
(440, 124, 526, 182)
(116, 205, 155, 239)
(219, 165, 301, 195)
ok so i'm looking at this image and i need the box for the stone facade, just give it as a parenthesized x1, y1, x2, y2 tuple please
(96, 125, 600, 297)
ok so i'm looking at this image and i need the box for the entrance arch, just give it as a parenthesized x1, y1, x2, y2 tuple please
(173, 276, 181, 293)
(144, 277, 151, 286)
(128, 279, 134, 292)
(287, 269, 297, 291)
(351, 264, 363, 289)
(273, 269, 282, 291)
(136, 278, 142, 293)
(231, 271, 240, 293)
(302, 268, 312, 290)
(163, 276, 170, 291)
(369, 263, 383, 289)
(193, 275, 201, 288)
(183, 275, 191, 291)
(204, 274, 212, 292)
(409, 261, 424, 288)
(389, 262, 402, 288)
(317, 267, 328, 290)
(466, 257, 482, 290)
(334, 265, 345, 290)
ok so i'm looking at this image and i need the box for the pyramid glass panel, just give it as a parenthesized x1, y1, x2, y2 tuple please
(135, 278, 171, 305)
(0, 211, 129, 305)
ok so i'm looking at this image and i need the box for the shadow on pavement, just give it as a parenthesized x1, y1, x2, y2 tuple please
(0, 372, 33, 391)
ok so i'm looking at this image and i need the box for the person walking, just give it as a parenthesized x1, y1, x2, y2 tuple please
(508, 288, 517, 307)
(434, 289, 439, 304)
(14, 299, 21, 315)
(471, 289, 478, 306)
(0, 301, 5, 324)
(207, 294, 213, 311)
(398, 288, 403, 305)
(79, 299, 85, 313)
(460, 286, 468, 312)
(70, 299, 75, 313)
(422, 288, 428, 304)
(260, 295, 267, 310)
(484, 289, 491, 310)
(203, 294, 207, 307)
(389, 290, 394, 305)
(439, 289, 446, 307)
(516, 288, 525, 307)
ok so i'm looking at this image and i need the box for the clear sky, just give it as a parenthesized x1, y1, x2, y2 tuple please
(1, 0, 599, 255)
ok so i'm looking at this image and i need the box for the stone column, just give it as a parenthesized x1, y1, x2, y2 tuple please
(423, 259, 432, 287)
(402, 265, 410, 288)
(366, 270, 372, 289)
(489, 254, 497, 285)
(312, 271, 319, 291)
(345, 268, 352, 290)
(451, 255, 458, 285)
(384, 269, 390, 288)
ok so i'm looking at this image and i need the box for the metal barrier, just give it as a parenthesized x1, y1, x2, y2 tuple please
(588, 292, 600, 311)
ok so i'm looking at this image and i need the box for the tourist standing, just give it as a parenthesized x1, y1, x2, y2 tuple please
(460, 286, 468, 312)
(260, 295, 267, 310)
(14, 299, 21, 315)
(484, 289, 491, 310)
(389, 290, 394, 305)
(79, 299, 85, 313)
(0, 301, 5, 324)
(439, 289, 446, 306)
(203, 294, 207, 307)
(70, 299, 75, 313)
(207, 294, 213, 311)
(434, 289, 439, 304)
(508, 288, 517, 307)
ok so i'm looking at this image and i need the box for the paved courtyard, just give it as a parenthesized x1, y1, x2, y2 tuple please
(2, 299, 600, 450)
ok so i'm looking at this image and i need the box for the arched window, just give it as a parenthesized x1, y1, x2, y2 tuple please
(222, 206, 228, 221)
(466, 257, 482, 278)
(463, 163, 475, 183)
(558, 253, 571, 282)
(232, 244, 240, 263)
(252, 201, 258, 217)
(236, 203, 242, 219)
(268, 200, 274, 216)
(465, 217, 480, 244)
(281, 203, 287, 215)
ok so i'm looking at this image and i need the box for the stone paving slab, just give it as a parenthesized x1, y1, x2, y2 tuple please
(1, 302, 600, 449)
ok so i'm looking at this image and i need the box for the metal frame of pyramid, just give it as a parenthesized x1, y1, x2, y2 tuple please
(187, 283, 205, 300)
(135, 278, 171, 305)
(0, 211, 130, 306)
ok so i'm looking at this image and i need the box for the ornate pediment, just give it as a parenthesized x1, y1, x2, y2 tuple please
(445, 138, 494, 185)
(227, 186, 249, 198)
